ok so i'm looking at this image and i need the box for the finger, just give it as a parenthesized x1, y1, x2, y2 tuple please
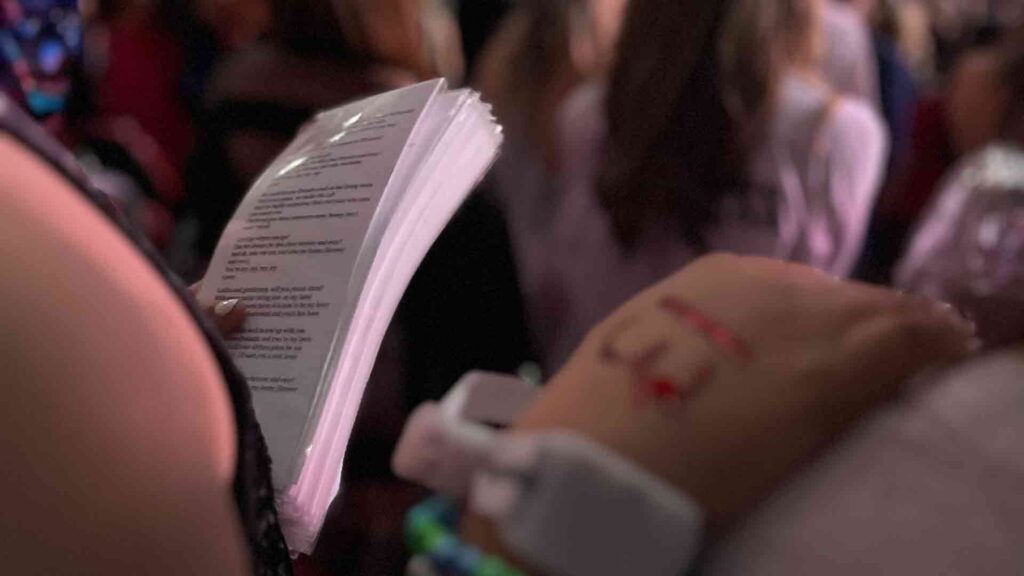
(886, 307, 978, 366)
(901, 295, 970, 328)
(826, 281, 919, 327)
(825, 308, 977, 421)
(830, 283, 968, 335)
(209, 298, 246, 336)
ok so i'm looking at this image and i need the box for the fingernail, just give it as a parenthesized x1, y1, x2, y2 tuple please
(931, 300, 970, 325)
(214, 299, 239, 317)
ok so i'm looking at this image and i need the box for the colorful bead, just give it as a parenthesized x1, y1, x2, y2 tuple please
(455, 547, 482, 573)
(473, 556, 514, 576)
(420, 523, 447, 552)
(432, 535, 460, 570)
(404, 497, 527, 576)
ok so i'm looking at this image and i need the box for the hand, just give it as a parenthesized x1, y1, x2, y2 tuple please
(189, 283, 247, 337)
(513, 254, 977, 524)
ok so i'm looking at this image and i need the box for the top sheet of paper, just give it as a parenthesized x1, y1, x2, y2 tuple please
(198, 81, 441, 485)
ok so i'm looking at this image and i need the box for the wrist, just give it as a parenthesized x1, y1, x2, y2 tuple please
(395, 372, 705, 576)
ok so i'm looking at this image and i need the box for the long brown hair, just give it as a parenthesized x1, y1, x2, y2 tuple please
(476, 0, 603, 169)
(597, 0, 818, 249)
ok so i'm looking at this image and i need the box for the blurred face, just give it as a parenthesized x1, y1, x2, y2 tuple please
(0, 0, 80, 117)
(947, 50, 1011, 155)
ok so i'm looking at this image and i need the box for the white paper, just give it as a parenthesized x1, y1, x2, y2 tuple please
(198, 79, 503, 553)
(198, 81, 443, 485)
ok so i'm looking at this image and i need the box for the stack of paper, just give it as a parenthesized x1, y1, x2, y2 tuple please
(198, 80, 503, 553)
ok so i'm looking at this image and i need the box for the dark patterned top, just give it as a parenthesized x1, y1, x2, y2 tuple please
(0, 94, 293, 575)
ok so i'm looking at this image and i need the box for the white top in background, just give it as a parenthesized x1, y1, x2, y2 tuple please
(821, 1, 881, 109)
(505, 74, 886, 369)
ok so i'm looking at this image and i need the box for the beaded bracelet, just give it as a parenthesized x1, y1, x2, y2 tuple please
(405, 497, 527, 576)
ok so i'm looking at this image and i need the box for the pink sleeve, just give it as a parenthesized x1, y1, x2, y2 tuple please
(821, 4, 881, 108)
(820, 98, 888, 276)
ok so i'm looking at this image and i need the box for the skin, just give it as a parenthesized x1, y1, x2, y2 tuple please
(191, 282, 248, 336)
(465, 254, 975, 570)
(0, 134, 251, 575)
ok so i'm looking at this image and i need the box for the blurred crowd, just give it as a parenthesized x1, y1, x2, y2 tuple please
(4, 0, 1024, 573)
(19, 0, 1018, 348)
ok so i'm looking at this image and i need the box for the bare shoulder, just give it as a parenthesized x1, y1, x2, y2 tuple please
(0, 134, 248, 573)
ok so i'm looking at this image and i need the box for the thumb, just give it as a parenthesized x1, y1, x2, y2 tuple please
(208, 298, 247, 336)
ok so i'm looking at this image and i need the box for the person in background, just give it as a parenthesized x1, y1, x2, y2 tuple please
(878, 19, 1022, 262)
(877, 21, 1011, 281)
(0, 109, 976, 574)
(475, 0, 627, 169)
(422, 0, 465, 86)
(0, 2, 982, 574)
(863, 0, 916, 182)
(522, 0, 888, 371)
(944, 38, 1018, 158)
(895, 30, 1024, 349)
(182, 0, 438, 265)
(0, 0, 80, 122)
(821, 0, 880, 107)
(76, 0, 227, 250)
(845, 0, 919, 283)
(894, 0, 936, 83)
(1, 0, 183, 248)
(700, 38, 1024, 571)
(825, 0, 914, 184)
(475, 0, 627, 373)
(85, 0, 217, 171)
